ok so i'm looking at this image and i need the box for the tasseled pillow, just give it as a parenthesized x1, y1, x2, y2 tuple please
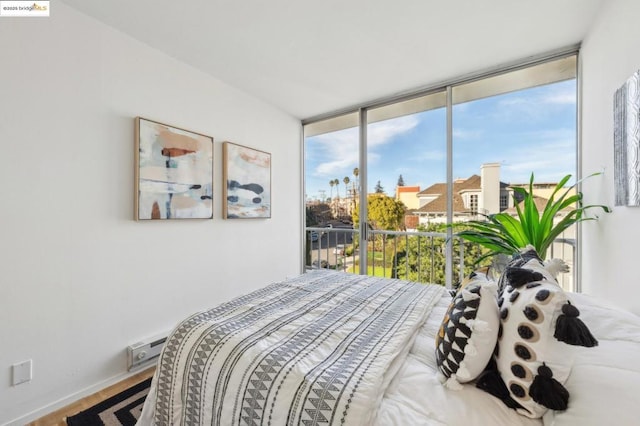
(476, 246, 597, 418)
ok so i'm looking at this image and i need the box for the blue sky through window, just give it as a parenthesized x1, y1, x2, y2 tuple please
(305, 79, 576, 201)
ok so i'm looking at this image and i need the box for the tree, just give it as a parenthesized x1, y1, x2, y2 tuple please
(353, 168, 359, 193)
(391, 223, 489, 287)
(329, 180, 335, 200)
(352, 168, 360, 204)
(343, 176, 351, 217)
(375, 180, 384, 194)
(353, 194, 406, 231)
(369, 195, 406, 230)
(352, 194, 406, 263)
(334, 178, 340, 199)
(307, 202, 331, 225)
(397, 174, 405, 186)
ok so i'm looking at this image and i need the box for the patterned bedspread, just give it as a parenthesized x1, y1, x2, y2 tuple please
(142, 270, 445, 426)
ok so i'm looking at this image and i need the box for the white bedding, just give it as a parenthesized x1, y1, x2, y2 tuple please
(138, 273, 640, 426)
(374, 293, 541, 426)
(542, 293, 640, 426)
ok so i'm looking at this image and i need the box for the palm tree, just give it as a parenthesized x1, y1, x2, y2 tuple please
(343, 176, 350, 196)
(329, 179, 335, 200)
(352, 168, 360, 209)
(343, 176, 351, 216)
(353, 168, 359, 194)
(334, 178, 340, 199)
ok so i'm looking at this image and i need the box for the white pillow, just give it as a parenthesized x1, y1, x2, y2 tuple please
(435, 267, 500, 390)
(479, 248, 598, 418)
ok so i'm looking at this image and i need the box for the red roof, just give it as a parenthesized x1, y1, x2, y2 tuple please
(397, 185, 420, 193)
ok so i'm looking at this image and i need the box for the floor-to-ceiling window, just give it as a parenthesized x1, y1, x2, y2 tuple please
(303, 51, 578, 290)
(452, 55, 577, 289)
(303, 112, 360, 270)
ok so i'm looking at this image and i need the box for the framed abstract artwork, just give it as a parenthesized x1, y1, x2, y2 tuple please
(222, 142, 271, 219)
(135, 117, 214, 220)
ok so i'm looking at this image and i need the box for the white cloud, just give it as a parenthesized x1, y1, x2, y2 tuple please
(413, 149, 446, 162)
(498, 97, 527, 107)
(311, 127, 359, 176)
(316, 155, 358, 175)
(368, 115, 419, 147)
(492, 85, 576, 122)
(542, 92, 575, 105)
(310, 115, 418, 176)
(501, 133, 576, 184)
(453, 128, 483, 140)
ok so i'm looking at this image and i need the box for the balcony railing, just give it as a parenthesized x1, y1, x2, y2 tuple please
(305, 226, 577, 291)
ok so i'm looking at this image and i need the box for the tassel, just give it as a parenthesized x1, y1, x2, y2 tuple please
(505, 267, 544, 288)
(462, 291, 481, 302)
(456, 363, 471, 381)
(475, 368, 509, 399)
(444, 375, 464, 391)
(469, 319, 490, 333)
(464, 342, 478, 357)
(554, 302, 599, 347)
(544, 258, 570, 278)
(475, 368, 526, 411)
(529, 363, 570, 410)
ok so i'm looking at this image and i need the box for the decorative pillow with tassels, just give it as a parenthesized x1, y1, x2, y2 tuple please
(476, 247, 598, 418)
(435, 267, 500, 390)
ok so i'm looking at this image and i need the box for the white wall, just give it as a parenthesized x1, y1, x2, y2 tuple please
(0, 4, 301, 424)
(580, 0, 640, 315)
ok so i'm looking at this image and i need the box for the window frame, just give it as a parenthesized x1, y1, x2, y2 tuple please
(302, 46, 580, 289)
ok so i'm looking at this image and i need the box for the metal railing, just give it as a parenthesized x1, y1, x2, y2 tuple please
(304, 227, 577, 290)
(305, 227, 465, 287)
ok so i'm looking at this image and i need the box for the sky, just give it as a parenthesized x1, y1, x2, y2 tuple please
(304, 79, 577, 201)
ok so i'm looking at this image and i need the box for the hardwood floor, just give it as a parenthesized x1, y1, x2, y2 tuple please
(27, 366, 155, 426)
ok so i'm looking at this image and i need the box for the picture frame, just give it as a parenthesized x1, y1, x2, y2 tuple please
(135, 117, 214, 220)
(222, 142, 272, 219)
(614, 70, 640, 206)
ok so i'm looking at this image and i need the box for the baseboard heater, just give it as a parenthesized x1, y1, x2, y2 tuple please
(127, 332, 169, 371)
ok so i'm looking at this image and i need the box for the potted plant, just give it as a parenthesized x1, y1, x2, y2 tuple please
(454, 172, 610, 264)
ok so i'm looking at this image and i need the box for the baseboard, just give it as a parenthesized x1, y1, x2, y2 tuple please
(2, 366, 155, 426)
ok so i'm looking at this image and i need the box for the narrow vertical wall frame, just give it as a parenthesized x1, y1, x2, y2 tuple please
(222, 142, 272, 219)
(614, 70, 640, 206)
(135, 117, 214, 220)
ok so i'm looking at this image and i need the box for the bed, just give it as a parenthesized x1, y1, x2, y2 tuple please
(137, 269, 640, 426)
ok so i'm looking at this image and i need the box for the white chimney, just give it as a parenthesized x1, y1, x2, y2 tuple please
(480, 163, 500, 214)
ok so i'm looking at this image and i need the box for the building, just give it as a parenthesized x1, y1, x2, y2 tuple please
(414, 163, 512, 225)
(395, 185, 421, 210)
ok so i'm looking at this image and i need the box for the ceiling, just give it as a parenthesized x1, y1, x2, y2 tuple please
(60, 0, 603, 120)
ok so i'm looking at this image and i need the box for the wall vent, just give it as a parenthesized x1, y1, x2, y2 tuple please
(127, 332, 168, 371)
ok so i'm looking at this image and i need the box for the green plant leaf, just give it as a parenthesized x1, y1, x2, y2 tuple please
(452, 171, 610, 260)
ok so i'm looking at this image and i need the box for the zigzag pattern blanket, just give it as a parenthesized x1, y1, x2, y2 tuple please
(144, 270, 445, 426)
